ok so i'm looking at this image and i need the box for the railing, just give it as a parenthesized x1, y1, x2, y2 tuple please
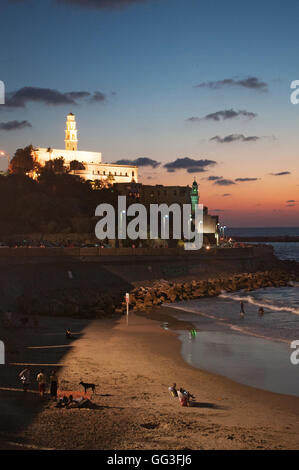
(0, 245, 273, 258)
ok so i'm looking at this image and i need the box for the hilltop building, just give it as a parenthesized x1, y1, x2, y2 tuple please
(34, 113, 138, 184)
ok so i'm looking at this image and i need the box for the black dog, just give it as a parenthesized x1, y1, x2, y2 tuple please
(79, 381, 96, 394)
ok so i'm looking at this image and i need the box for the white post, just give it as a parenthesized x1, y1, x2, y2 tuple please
(125, 293, 129, 316)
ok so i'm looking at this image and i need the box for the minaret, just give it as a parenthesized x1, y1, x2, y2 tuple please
(65, 112, 78, 151)
(190, 178, 199, 213)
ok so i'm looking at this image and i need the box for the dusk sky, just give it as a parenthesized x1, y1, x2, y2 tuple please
(1, 0, 299, 226)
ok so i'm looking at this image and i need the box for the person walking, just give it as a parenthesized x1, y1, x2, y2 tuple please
(36, 369, 47, 398)
(50, 370, 58, 400)
(19, 367, 30, 392)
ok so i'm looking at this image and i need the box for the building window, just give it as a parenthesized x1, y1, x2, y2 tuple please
(132, 171, 135, 176)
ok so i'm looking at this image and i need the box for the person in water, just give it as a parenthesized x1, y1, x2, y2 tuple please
(240, 301, 245, 318)
(258, 307, 264, 316)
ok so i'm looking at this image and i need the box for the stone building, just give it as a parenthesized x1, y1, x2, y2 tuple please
(34, 113, 138, 184)
(113, 180, 220, 245)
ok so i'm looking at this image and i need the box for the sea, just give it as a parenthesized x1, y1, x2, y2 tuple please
(227, 226, 299, 262)
(166, 227, 299, 396)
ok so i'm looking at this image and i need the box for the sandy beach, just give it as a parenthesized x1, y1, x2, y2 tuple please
(1, 308, 299, 450)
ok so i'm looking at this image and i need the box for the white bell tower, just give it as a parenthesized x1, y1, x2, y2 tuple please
(65, 112, 78, 151)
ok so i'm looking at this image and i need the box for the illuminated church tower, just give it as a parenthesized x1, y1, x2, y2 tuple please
(65, 112, 78, 151)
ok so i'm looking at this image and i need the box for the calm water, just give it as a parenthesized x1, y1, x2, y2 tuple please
(227, 227, 299, 237)
(226, 227, 299, 262)
(165, 285, 299, 395)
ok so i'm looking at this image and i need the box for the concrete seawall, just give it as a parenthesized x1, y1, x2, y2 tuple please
(0, 245, 286, 313)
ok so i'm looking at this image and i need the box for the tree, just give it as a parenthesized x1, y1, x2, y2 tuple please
(43, 157, 67, 174)
(69, 160, 85, 171)
(91, 179, 104, 190)
(10, 145, 37, 175)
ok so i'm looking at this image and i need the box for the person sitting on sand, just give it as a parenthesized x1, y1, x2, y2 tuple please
(177, 387, 188, 407)
(177, 387, 195, 407)
(168, 383, 178, 397)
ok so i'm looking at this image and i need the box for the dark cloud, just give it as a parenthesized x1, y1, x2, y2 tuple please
(196, 77, 268, 92)
(4, 87, 107, 108)
(207, 175, 223, 181)
(186, 109, 257, 123)
(56, 0, 144, 9)
(222, 193, 231, 197)
(210, 134, 260, 143)
(163, 157, 216, 173)
(286, 200, 296, 203)
(0, 120, 32, 131)
(214, 179, 236, 186)
(187, 167, 206, 174)
(235, 177, 259, 182)
(114, 157, 160, 168)
(286, 204, 296, 207)
(90, 91, 107, 102)
(271, 171, 291, 176)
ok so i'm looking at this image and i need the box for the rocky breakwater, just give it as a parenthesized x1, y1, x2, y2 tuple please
(124, 269, 299, 311)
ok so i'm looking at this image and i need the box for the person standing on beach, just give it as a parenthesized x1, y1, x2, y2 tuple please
(19, 367, 30, 392)
(240, 301, 245, 319)
(50, 370, 58, 400)
(36, 369, 47, 398)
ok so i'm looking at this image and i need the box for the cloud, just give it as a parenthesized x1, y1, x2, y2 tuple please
(235, 177, 259, 182)
(271, 171, 291, 176)
(163, 157, 216, 173)
(286, 204, 296, 207)
(207, 175, 223, 181)
(90, 91, 107, 102)
(186, 109, 257, 123)
(114, 157, 160, 168)
(286, 200, 296, 203)
(211, 209, 225, 212)
(210, 134, 260, 143)
(196, 76, 268, 92)
(56, 0, 144, 9)
(4, 86, 107, 108)
(0, 120, 32, 131)
(214, 179, 236, 186)
(222, 193, 231, 197)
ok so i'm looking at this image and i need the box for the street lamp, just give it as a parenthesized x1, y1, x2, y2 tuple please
(0, 151, 10, 170)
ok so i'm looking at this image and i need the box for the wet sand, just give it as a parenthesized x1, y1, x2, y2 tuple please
(1, 309, 299, 450)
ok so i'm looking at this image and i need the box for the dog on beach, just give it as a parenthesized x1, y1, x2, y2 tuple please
(79, 381, 97, 394)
